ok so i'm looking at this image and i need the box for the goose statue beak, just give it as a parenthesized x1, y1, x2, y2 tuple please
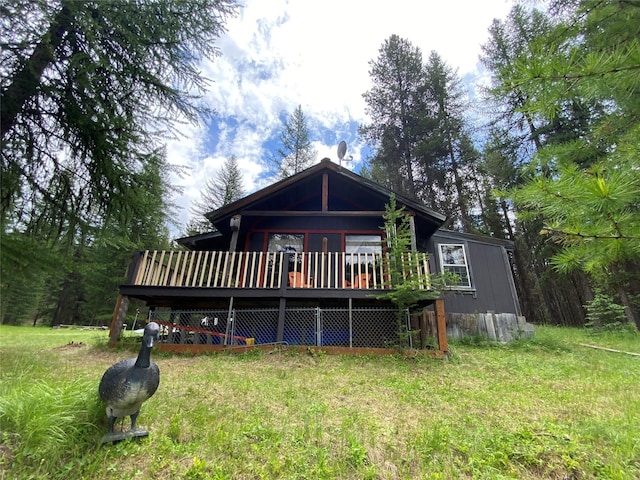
(143, 322, 160, 348)
(144, 334, 156, 348)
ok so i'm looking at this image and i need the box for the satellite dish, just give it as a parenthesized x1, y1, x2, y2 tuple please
(337, 141, 347, 164)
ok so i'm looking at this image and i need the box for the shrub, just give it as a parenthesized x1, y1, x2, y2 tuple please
(584, 292, 627, 331)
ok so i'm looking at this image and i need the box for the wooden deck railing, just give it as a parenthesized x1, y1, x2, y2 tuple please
(130, 250, 431, 290)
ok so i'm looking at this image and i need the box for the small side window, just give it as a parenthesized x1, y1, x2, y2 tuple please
(438, 244, 471, 288)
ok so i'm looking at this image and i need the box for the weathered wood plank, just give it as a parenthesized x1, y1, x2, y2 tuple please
(579, 344, 640, 357)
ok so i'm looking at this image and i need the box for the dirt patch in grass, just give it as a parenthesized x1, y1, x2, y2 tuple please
(54, 341, 88, 350)
(0, 442, 14, 473)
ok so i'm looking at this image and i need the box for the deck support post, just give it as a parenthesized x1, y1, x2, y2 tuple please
(229, 215, 241, 252)
(348, 298, 353, 348)
(409, 311, 420, 348)
(224, 297, 234, 345)
(109, 294, 129, 347)
(276, 261, 289, 343)
(434, 298, 448, 357)
(277, 297, 286, 343)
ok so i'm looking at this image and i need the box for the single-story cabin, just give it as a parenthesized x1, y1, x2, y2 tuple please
(110, 158, 531, 356)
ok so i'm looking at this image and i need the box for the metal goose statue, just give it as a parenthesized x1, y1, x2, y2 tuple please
(99, 321, 160, 443)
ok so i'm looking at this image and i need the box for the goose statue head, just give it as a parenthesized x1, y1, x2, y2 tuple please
(99, 321, 161, 443)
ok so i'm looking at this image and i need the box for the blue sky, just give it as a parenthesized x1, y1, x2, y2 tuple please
(165, 0, 515, 234)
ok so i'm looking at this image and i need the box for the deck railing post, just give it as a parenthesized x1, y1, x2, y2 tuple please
(316, 307, 321, 346)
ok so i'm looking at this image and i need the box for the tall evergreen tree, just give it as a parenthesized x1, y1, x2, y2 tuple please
(420, 51, 477, 231)
(479, 4, 601, 326)
(1, 149, 175, 325)
(360, 35, 432, 199)
(189, 156, 246, 234)
(273, 105, 317, 178)
(477, 130, 520, 240)
(1, 0, 239, 243)
(480, 5, 553, 154)
(1, 0, 237, 324)
(504, 0, 640, 328)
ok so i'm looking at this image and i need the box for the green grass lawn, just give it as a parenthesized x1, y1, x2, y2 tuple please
(0, 324, 638, 479)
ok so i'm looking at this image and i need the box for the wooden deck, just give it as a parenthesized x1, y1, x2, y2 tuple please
(128, 250, 431, 291)
(112, 251, 447, 355)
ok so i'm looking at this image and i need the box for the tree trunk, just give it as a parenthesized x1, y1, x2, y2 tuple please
(500, 199, 515, 240)
(442, 117, 472, 232)
(511, 246, 550, 324)
(0, 4, 71, 139)
(610, 264, 640, 329)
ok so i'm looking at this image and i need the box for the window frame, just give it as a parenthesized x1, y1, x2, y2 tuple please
(267, 233, 304, 253)
(344, 234, 382, 262)
(437, 243, 472, 289)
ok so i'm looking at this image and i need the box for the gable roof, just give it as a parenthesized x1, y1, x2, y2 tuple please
(177, 158, 448, 248)
(209, 157, 445, 227)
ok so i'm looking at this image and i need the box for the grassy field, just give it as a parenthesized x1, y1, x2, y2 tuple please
(0, 324, 638, 479)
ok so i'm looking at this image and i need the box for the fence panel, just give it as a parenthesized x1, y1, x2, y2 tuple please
(283, 308, 318, 346)
(320, 309, 351, 347)
(233, 309, 279, 345)
(150, 309, 230, 345)
(149, 307, 419, 349)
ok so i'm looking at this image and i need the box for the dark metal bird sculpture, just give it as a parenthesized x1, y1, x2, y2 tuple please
(99, 321, 160, 443)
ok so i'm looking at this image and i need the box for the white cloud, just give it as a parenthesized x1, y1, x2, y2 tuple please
(165, 0, 514, 236)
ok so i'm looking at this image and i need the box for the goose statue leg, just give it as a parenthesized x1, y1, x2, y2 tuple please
(101, 412, 149, 443)
(101, 417, 127, 443)
(101, 409, 127, 443)
(129, 410, 150, 437)
(107, 414, 116, 433)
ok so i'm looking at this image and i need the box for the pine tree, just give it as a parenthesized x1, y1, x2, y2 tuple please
(189, 156, 246, 234)
(273, 105, 317, 178)
(502, 0, 640, 328)
(360, 35, 432, 199)
(376, 194, 441, 348)
(1, 150, 174, 325)
(1, 0, 239, 243)
(480, 5, 553, 153)
(421, 51, 477, 231)
(479, 3, 607, 326)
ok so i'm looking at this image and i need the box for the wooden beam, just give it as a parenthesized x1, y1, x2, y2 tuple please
(322, 173, 328, 211)
(229, 214, 241, 252)
(157, 343, 446, 358)
(409, 215, 417, 251)
(240, 210, 386, 217)
(579, 344, 640, 357)
(420, 310, 428, 349)
(109, 294, 129, 347)
(277, 297, 286, 343)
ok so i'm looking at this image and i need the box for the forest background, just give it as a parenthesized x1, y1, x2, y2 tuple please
(1, 0, 638, 330)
